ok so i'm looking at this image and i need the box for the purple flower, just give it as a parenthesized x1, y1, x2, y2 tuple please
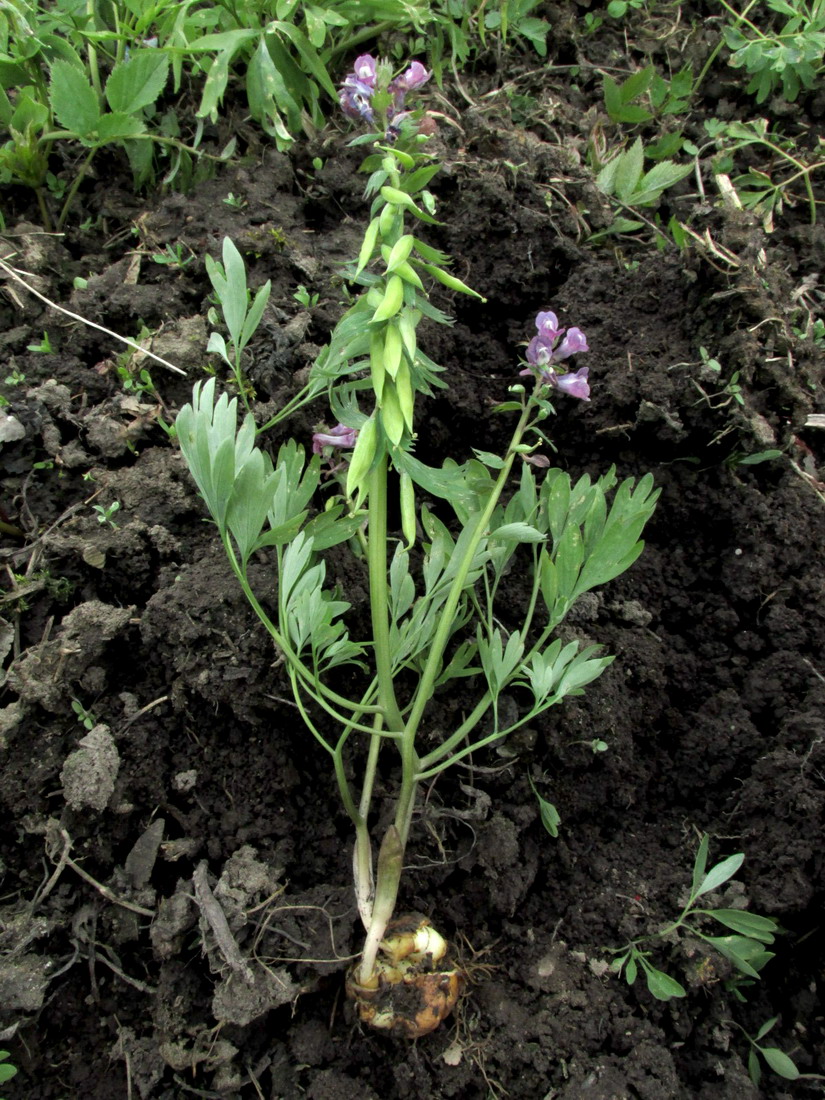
(519, 310, 591, 400)
(353, 54, 377, 87)
(525, 335, 552, 367)
(312, 423, 358, 455)
(535, 311, 562, 344)
(340, 53, 431, 134)
(387, 61, 431, 138)
(553, 327, 589, 361)
(339, 54, 379, 122)
(389, 61, 430, 95)
(339, 76, 375, 123)
(551, 367, 590, 402)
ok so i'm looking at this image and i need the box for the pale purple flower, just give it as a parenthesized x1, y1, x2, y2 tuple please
(535, 311, 562, 344)
(389, 61, 430, 95)
(339, 76, 375, 124)
(525, 335, 552, 367)
(553, 327, 589, 361)
(551, 367, 590, 401)
(353, 54, 377, 87)
(519, 310, 591, 400)
(339, 54, 378, 122)
(340, 53, 430, 136)
(312, 423, 357, 455)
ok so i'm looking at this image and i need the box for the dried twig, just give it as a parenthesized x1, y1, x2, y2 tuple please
(192, 861, 254, 982)
(0, 255, 186, 375)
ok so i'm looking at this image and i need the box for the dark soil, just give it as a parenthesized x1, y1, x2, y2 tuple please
(1, 9, 824, 1098)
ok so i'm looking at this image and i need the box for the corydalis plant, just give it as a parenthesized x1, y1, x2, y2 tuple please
(176, 55, 659, 1037)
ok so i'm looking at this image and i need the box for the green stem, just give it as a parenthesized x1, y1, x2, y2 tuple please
(357, 391, 534, 981)
(86, 0, 103, 103)
(351, 710, 385, 930)
(56, 149, 96, 232)
(256, 380, 326, 433)
(34, 187, 54, 233)
(367, 453, 405, 733)
(418, 692, 493, 772)
(401, 400, 533, 752)
(225, 538, 382, 720)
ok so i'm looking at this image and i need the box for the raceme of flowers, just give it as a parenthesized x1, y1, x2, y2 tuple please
(520, 310, 591, 401)
(339, 54, 430, 138)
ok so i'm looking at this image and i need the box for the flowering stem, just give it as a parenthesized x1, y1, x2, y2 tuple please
(402, 400, 534, 761)
(368, 453, 405, 734)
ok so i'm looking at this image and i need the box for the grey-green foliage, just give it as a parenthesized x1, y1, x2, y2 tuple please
(176, 379, 366, 681)
(611, 834, 780, 1001)
(205, 237, 272, 404)
(724, 0, 825, 103)
(381, 453, 657, 754)
(176, 379, 658, 764)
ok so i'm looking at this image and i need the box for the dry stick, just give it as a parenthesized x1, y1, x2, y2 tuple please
(192, 860, 255, 983)
(45, 825, 156, 916)
(0, 256, 186, 376)
(117, 694, 170, 733)
(31, 825, 73, 909)
(91, 942, 158, 995)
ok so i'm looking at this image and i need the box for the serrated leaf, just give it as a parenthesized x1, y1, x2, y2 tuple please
(49, 59, 100, 136)
(603, 74, 622, 119)
(614, 139, 645, 203)
(105, 51, 169, 114)
(631, 159, 692, 205)
(95, 112, 146, 143)
(620, 66, 655, 103)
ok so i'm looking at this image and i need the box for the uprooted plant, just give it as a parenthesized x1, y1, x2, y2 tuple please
(175, 54, 659, 1037)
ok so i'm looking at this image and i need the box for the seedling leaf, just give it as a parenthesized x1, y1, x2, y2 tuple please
(705, 908, 777, 942)
(754, 1016, 778, 1042)
(529, 776, 561, 837)
(760, 1047, 799, 1080)
(643, 964, 686, 1000)
(695, 852, 744, 898)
